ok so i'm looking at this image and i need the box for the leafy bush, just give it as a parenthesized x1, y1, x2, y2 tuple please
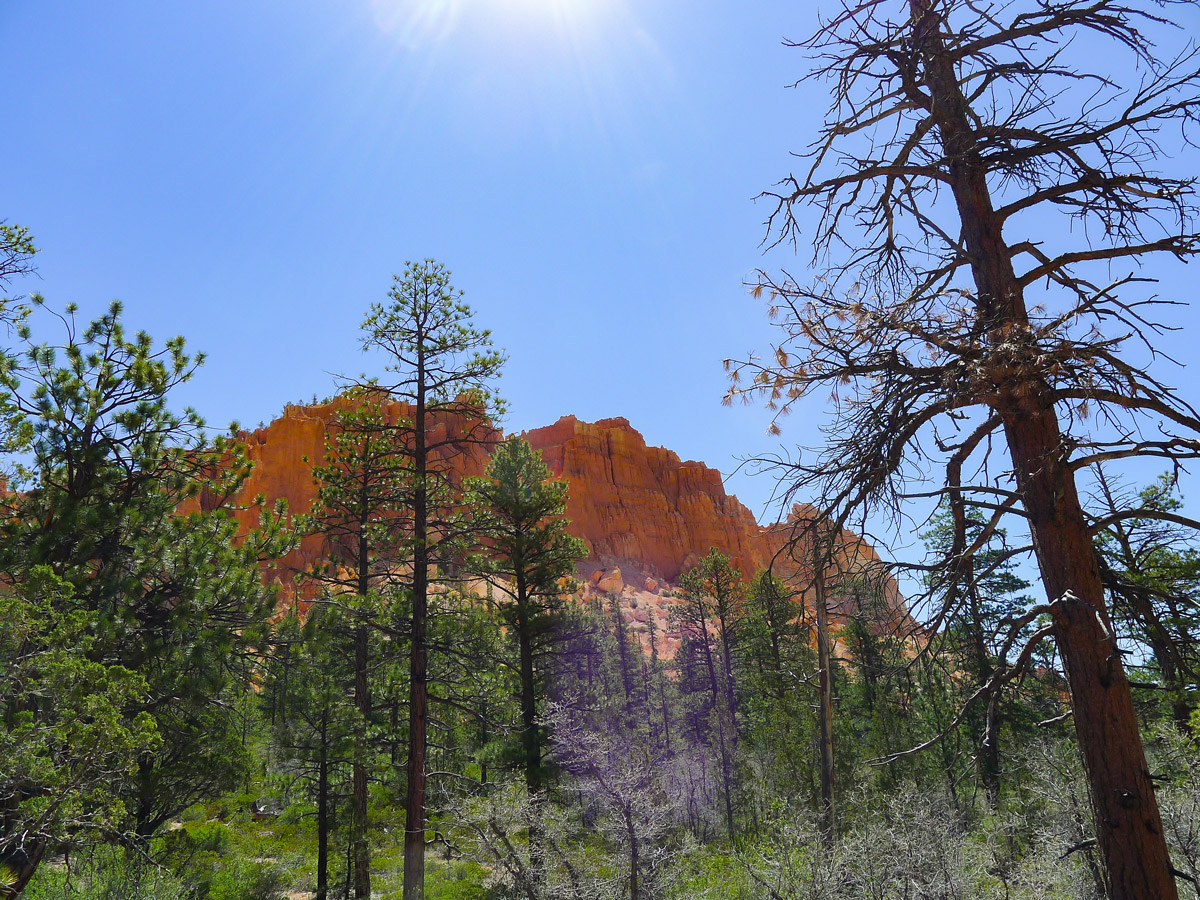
(207, 858, 285, 900)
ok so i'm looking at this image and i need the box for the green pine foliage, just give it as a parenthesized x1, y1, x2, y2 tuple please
(0, 298, 289, 895)
(0, 569, 160, 861)
(1095, 472, 1200, 729)
(465, 435, 587, 795)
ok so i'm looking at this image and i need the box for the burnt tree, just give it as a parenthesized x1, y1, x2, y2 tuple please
(726, 1, 1200, 896)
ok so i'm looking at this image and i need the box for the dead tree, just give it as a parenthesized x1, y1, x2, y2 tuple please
(726, 1, 1200, 897)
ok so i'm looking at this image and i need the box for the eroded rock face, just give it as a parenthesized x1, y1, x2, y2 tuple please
(217, 402, 911, 643)
(524, 415, 912, 648)
(525, 416, 769, 582)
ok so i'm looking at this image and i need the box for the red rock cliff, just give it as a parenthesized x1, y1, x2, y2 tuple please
(524, 415, 769, 581)
(220, 402, 910, 635)
(524, 415, 911, 644)
(210, 397, 494, 592)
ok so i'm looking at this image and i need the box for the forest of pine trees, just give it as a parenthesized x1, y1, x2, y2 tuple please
(2, 246, 1200, 900)
(5, 0, 1200, 895)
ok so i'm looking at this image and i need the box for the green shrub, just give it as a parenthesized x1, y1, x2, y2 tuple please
(207, 858, 285, 900)
(24, 851, 186, 900)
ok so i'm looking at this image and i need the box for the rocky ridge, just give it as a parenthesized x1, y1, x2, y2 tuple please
(216, 401, 910, 655)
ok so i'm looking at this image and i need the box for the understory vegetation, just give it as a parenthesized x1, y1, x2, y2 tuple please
(6, 0, 1200, 894)
(12, 569, 1200, 900)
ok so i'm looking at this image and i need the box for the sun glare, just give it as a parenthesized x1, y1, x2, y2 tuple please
(364, 0, 666, 150)
(369, 0, 602, 49)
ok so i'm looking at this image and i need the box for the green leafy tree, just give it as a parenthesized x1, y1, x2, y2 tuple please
(0, 569, 160, 897)
(360, 259, 505, 900)
(0, 301, 288, 860)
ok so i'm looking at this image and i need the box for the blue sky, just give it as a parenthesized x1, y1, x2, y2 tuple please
(3, 0, 1199, 553)
(2, 0, 822, 518)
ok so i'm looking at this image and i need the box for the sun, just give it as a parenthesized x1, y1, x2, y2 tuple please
(369, 0, 601, 49)
(498, 0, 584, 10)
(369, 0, 461, 47)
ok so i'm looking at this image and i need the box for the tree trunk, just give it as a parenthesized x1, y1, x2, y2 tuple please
(970, 588, 1002, 806)
(813, 553, 836, 840)
(516, 575, 546, 890)
(479, 696, 490, 786)
(695, 594, 736, 836)
(403, 382, 429, 900)
(625, 809, 640, 900)
(980, 686, 1002, 808)
(352, 622, 371, 899)
(351, 481, 373, 900)
(718, 718, 736, 837)
(317, 721, 330, 900)
(715, 599, 737, 728)
(403, 544, 428, 900)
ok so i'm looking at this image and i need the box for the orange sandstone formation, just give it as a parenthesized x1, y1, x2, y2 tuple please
(524, 416, 769, 581)
(523, 415, 911, 652)
(205, 397, 494, 598)
(218, 401, 910, 646)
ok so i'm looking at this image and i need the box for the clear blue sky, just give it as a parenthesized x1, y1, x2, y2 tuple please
(3, 1, 1199, 545)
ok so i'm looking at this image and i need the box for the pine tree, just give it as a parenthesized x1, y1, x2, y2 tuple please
(1093, 471, 1200, 731)
(0, 301, 288, 889)
(360, 260, 504, 900)
(464, 436, 585, 893)
(739, 572, 822, 810)
(266, 609, 357, 900)
(465, 436, 586, 797)
(921, 504, 1034, 804)
(0, 569, 159, 897)
(298, 391, 412, 899)
(676, 548, 744, 837)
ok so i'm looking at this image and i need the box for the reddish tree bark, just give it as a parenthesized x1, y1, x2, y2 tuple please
(909, 4, 1177, 893)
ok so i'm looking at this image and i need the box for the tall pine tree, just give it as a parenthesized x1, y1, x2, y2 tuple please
(361, 260, 504, 900)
